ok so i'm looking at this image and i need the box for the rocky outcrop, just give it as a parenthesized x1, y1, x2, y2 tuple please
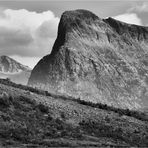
(28, 9, 148, 110)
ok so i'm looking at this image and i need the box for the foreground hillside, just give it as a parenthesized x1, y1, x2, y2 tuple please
(0, 79, 148, 147)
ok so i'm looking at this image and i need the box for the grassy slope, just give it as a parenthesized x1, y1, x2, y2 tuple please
(0, 80, 148, 147)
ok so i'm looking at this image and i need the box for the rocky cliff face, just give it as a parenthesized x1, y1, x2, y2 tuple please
(28, 9, 148, 110)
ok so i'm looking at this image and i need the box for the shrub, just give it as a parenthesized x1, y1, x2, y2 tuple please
(0, 92, 11, 107)
(61, 112, 66, 120)
(37, 103, 49, 114)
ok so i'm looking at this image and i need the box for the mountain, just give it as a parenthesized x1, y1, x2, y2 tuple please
(28, 9, 148, 110)
(0, 55, 31, 85)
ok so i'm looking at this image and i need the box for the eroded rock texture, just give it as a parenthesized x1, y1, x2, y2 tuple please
(28, 10, 148, 110)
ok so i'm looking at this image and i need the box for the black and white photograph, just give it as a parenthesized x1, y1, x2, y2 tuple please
(0, 0, 148, 147)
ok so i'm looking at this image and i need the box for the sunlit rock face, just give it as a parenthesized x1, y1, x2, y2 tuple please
(28, 9, 148, 110)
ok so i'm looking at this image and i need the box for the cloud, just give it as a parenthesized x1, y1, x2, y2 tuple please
(0, 9, 60, 58)
(36, 19, 59, 38)
(113, 13, 142, 25)
(128, 2, 148, 13)
(0, 27, 33, 47)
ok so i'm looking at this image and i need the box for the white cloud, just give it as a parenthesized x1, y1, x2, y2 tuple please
(0, 9, 59, 31)
(113, 13, 142, 25)
(128, 2, 148, 13)
(0, 8, 60, 60)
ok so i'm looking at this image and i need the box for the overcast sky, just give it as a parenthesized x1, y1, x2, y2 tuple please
(0, 0, 148, 68)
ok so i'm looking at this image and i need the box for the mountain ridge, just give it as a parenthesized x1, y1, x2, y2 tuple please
(105, 17, 148, 41)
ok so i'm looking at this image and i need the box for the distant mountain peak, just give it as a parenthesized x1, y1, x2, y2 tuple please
(0, 55, 31, 73)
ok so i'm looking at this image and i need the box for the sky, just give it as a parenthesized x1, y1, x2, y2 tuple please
(0, 0, 148, 68)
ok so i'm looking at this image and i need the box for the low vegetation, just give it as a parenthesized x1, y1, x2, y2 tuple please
(77, 99, 148, 122)
(0, 78, 148, 147)
(0, 92, 83, 147)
